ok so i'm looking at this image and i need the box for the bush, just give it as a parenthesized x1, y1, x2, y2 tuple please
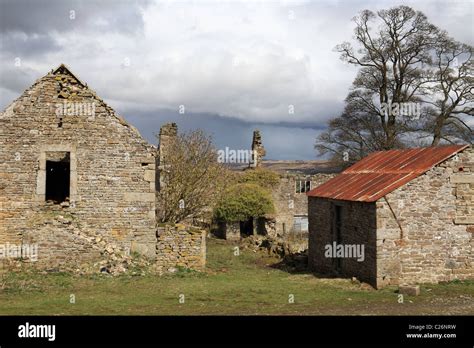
(238, 168, 280, 188)
(213, 183, 274, 222)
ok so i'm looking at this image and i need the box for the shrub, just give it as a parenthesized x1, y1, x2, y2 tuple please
(238, 168, 280, 188)
(213, 183, 274, 222)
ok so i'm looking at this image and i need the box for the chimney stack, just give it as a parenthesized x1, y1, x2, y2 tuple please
(157, 123, 178, 190)
(250, 129, 266, 168)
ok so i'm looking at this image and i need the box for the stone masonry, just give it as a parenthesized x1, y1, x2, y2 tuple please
(157, 122, 178, 191)
(218, 129, 336, 252)
(271, 174, 335, 238)
(375, 146, 474, 287)
(250, 130, 265, 168)
(0, 64, 205, 273)
(308, 146, 473, 288)
(308, 198, 377, 285)
(156, 224, 206, 272)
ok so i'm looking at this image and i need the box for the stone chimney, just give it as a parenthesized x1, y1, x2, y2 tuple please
(250, 129, 266, 168)
(157, 123, 178, 190)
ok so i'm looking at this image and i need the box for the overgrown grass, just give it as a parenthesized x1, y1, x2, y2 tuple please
(0, 238, 472, 315)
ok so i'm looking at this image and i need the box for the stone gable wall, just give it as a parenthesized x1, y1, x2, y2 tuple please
(0, 68, 157, 267)
(376, 146, 473, 287)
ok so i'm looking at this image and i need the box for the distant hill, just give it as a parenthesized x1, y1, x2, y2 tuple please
(224, 160, 342, 175)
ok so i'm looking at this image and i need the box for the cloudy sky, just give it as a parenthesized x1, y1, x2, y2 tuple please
(0, 0, 472, 159)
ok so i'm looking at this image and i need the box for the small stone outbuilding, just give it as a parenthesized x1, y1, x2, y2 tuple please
(307, 145, 473, 288)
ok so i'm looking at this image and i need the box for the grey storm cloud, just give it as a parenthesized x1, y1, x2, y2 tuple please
(0, 0, 150, 63)
(0, 0, 150, 35)
(0, 33, 61, 58)
(0, 0, 151, 106)
(0, 0, 472, 159)
(119, 107, 327, 160)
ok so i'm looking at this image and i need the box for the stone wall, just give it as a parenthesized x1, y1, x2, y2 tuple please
(156, 224, 206, 272)
(215, 173, 335, 251)
(452, 146, 474, 225)
(216, 221, 241, 241)
(376, 146, 473, 287)
(308, 197, 377, 286)
(308, 146, 473, 289)
(0, 65, 157, 268)
(0, 202, 156, 274)
(272, 174, 335, 238)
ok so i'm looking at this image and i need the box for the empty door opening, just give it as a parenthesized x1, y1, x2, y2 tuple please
(239, 218, 254, 237)
(333, 204, 342, 272)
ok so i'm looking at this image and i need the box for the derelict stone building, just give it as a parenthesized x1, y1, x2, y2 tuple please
(0, 65, 205, 272)
(220, 130, 336, 248)
(269, 172, 335, 238)
(307, 145, 473, 288)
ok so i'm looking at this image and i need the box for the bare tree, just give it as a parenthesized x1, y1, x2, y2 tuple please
(423, 34, 473, 145)
(316, 87, 408, 164)
(316, 6, 473, 160)
(156, 129, 233, 224)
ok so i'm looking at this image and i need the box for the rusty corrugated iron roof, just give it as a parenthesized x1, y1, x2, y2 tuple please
(307, 145, 469, 202)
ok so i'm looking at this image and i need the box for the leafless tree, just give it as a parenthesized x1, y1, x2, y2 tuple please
(423, 34, 473, 145)
(316, 5, 473, 161)
(156, 129, 233, 224)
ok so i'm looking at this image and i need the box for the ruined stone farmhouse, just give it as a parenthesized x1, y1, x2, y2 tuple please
(307, 145, 473, 288)
(0, 64, 205, 273)
(218, 130, 337, 248)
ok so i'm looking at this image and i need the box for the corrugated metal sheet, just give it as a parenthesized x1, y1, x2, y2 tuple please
(307, 145, 469, 202)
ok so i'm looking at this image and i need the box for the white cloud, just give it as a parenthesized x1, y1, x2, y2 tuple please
(1, 0, 472, 127)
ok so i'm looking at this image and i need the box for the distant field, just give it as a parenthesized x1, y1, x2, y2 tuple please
(0, 238, 472, 315)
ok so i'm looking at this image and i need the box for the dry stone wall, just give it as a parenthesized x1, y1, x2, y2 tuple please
(156, 224, 206, 272)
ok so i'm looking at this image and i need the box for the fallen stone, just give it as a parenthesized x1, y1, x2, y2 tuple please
(399, 285, 420, 296)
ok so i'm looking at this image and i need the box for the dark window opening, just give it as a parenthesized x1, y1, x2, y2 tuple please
(296, 180, 311, 193)
(46, 159, 70, 203)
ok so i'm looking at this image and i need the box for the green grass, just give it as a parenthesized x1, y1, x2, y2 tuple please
(0, 238, 473, 315)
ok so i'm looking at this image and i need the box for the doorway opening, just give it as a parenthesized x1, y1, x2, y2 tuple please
(240, 218, 254, 237)
(333, 204, 343, 272)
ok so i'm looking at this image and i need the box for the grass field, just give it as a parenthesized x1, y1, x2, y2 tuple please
(0, 238, 473, 315)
